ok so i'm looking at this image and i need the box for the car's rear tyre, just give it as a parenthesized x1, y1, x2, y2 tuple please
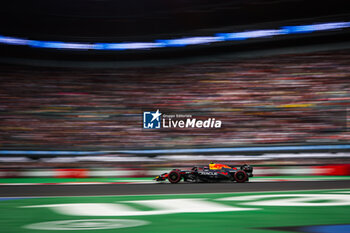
(234, 170, 248, 183)
(168, 170, 181, 184)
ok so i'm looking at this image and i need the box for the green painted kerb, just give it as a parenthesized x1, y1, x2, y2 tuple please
(0, 189, 349, 233)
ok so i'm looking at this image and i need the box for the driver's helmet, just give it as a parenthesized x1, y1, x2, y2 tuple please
(209, 162, 217, 170)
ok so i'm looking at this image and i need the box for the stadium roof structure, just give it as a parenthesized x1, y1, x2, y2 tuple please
(1, 22, 350, 51)
(0, 0, 350, 63)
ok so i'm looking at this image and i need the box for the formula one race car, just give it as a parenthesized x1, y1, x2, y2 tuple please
(154, 163, 253, 183)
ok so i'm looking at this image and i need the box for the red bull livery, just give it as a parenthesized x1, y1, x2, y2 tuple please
(154, 163, 253, 183)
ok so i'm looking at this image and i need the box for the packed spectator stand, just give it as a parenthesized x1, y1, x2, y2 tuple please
(0, 50, 349, 151)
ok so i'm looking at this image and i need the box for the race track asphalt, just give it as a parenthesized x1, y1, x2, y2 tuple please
(1, 180, 350, 197)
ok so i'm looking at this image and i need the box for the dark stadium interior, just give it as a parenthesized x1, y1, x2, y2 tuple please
(2, 0, 349, 39)
(0, 1, 350, 232)
(1, 0, 350, 63)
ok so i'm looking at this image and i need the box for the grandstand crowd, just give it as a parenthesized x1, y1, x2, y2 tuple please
(0, 50, 349, 150)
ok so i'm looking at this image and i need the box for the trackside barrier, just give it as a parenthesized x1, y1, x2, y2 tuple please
(1, 144, 350, 156)
(0, 165, 349, 178)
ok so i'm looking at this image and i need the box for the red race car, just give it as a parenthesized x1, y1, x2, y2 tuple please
(154, 163, 253, 183)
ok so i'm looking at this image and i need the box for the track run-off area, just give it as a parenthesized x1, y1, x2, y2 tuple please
(1, 180, 350, 233)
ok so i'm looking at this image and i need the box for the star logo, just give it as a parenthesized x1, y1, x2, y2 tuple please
(150, 109, 162, 122)
(143, 110, 162, 129)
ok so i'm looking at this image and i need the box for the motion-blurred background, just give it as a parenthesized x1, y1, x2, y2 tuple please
(0, 0, 350, 182)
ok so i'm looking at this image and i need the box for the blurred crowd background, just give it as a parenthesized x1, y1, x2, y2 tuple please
(0, 50, 349, 151)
